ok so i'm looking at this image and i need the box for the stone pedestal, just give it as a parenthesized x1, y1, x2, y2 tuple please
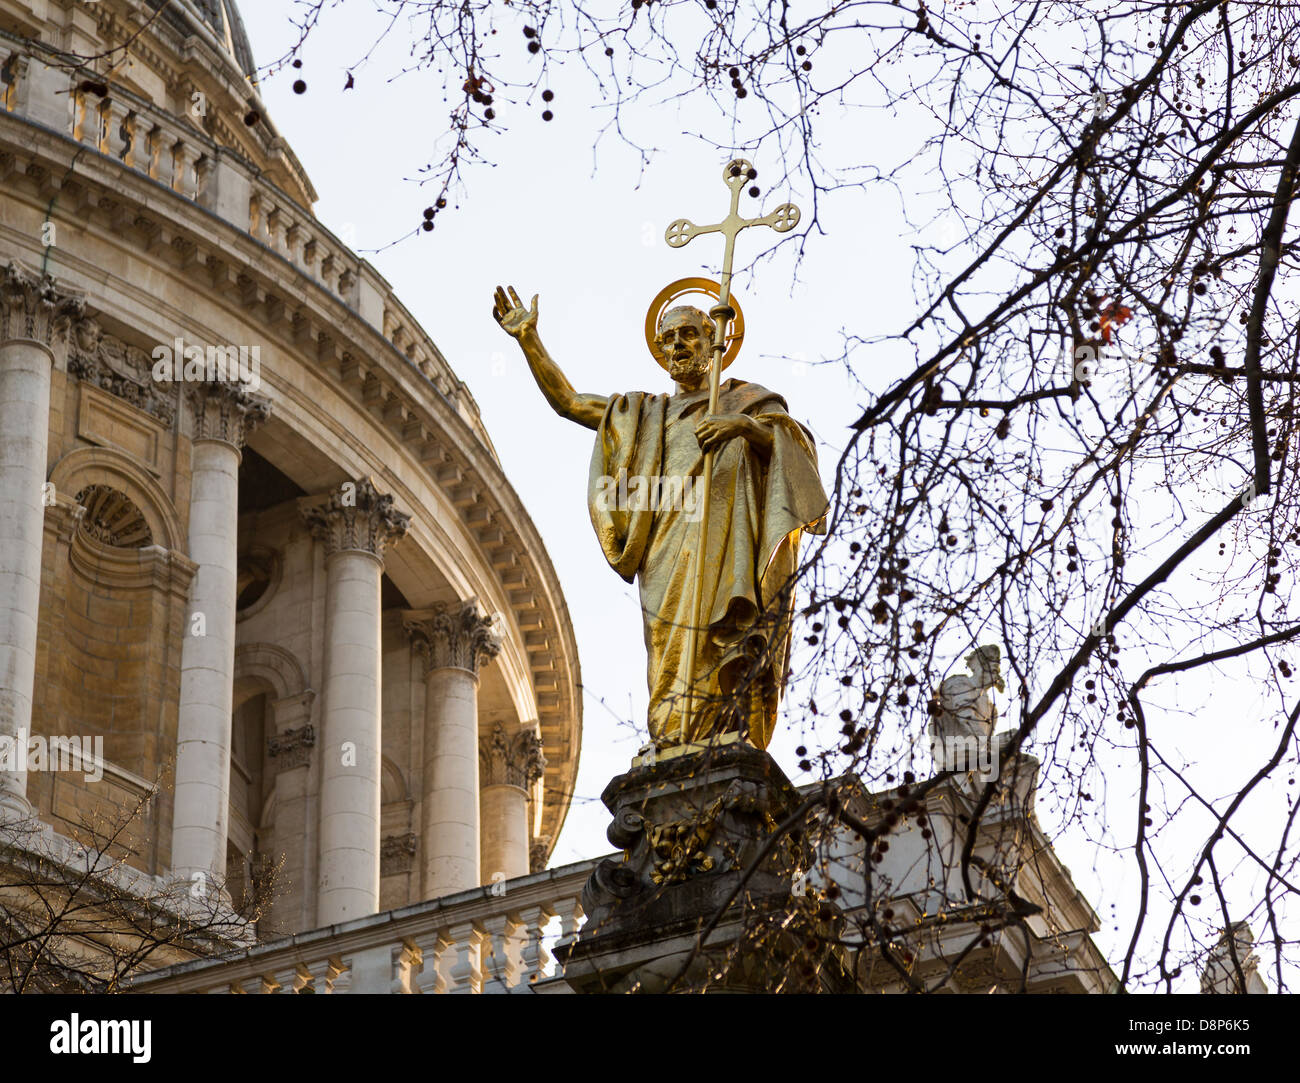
(558, 741, 852, 993)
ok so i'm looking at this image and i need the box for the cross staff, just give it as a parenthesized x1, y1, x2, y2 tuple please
(665, 157, 801, 741)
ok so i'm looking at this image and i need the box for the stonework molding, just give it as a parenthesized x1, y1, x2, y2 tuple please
(380, 833, 418, 877)
(234, 641, 309, 702)
(0, 261, 87, 348)
(189, 380, 271, 449)
(479, 722, 547, 790)
(530, 835, 553, 875)
(67, 329, 176, 425)
(300, 477, 410, 561)
(267, 725, 316, 772)
(75, 484, 155, 549)
(403, 601, 501, 676)
(49, 445, 185, 551)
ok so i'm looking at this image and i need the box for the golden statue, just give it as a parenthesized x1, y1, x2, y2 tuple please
(493, 160, 827, 752)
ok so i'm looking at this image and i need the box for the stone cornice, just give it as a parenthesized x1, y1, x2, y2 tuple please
(189, 381, 271, 449)
(0, 261, 88, 349)
(404, 602, 501, 677)
(480, 722, 547, 790)
(300, 477, 410, 561)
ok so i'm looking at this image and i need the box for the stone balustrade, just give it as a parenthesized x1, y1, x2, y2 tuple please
(126, 861, 594, 994)
(0, 28, 485, 445)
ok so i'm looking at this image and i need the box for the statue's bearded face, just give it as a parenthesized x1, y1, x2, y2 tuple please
(657, 308, 713, 380)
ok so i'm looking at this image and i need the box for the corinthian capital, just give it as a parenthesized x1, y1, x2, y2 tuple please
(0, 261, 87, 348)
(190, 381, 271, 449)
(480, 722, 547, 789)
(301, 477, 410, 560)
(404, 601, 501, 676)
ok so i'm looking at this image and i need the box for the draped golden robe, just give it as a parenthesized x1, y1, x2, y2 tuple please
(588, 378, 828, 749)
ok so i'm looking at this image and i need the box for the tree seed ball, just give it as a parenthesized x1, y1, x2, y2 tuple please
(485, 108, 495, 120)
(728, 66, 739, 78)
(422, 221, 433, 232)
(747, 167, 757, 179)
(423, 207, 435, 219)
(542, 89, 554, 101)
(293, 79, 307, 94)
(736, 87, 747, 98)
(605, 46, 614, 56)
(524, 26, 536, 37)
(528, 41, 541, 53)
(748, 186, 759, 197)
(542, 109, 553, 121)
(293, 58, 303, 69)
(802, 60, 812, 71)
(796, 45, 806, 55)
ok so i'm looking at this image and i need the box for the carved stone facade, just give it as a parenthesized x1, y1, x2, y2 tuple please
(0, 0, 580, 961)
(67, 330, 177, 425)
(404, 601, 501, 676)
(380, 833, 418, 877)
(300, 477, 411, 560)
(480, 722, 547, 790)
(0, 260, 85, 348)
(267, 725, 316, 772)
(189, 381, 271, 449)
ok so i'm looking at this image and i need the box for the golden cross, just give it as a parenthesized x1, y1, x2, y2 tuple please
(665, 157, 801, 742)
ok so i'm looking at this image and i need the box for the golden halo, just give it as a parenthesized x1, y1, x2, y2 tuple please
(644, 277, 745, 372)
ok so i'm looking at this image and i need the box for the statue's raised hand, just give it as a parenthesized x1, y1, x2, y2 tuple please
(493, 285, 538, 340)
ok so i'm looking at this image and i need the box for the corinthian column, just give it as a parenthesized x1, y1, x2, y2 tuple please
(479, 722, 546, 883)
(171, 384, 269, 886)
(404, 603, 500, 897)
(0, 263, 84, 820)
(303, 479, 409, 926)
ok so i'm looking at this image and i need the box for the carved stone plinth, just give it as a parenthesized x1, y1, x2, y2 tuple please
(558, 742, 853, 993)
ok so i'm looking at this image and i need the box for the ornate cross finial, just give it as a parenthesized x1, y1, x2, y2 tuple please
(663, 158, 800, 309)
(665, 160, 801, 734)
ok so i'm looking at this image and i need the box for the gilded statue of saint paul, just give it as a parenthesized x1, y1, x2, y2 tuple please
(493, 285, 827, 751)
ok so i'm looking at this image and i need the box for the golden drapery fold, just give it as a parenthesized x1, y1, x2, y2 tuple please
(588, 378, 828, 750)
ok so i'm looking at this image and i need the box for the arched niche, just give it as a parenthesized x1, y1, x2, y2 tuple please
(49, 445, 184, 553)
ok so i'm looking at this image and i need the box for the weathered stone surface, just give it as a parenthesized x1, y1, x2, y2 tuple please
(560, 742, 852, 993)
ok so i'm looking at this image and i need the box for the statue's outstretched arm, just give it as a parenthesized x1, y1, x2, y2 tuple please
(492, 285, 607, 430)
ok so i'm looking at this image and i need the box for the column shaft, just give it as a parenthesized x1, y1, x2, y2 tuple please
(424, 665, 482, 893)
(404, 602, 501, 898)
(0, 263, 84, 821)
(302, 478, 409, 926)
(316, 549, 383, 924)
(478, 721, 546, 884)
(480, 783, 530, 883)
(0, 340, 53, 818)
(171, 440, 241, 880)
(171, 383, 268, 886)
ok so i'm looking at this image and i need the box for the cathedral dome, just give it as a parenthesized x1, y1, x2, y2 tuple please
(147, 0, 257, 82)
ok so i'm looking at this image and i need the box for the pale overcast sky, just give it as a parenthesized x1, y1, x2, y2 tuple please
(236, 2, 1292, 987)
